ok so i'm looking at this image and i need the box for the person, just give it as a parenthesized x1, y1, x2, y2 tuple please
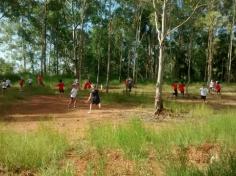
(209, 80, 215, 93)
(27, 77, 33, 86)
(6, 79, 11, 88)
(215, 81, 221, 95)
(84, 79, 92, 90)
(125, 77, 133, 92)
(57, 79, 65, 96)
(68, 83, 79, 109)
(178, 81, 185, 96)
(37, 75, 44, 86)
(87, 84, 101, 113)
(19, 77, 25, 91)
(1, 79, 7, 94)
(200, 84, 208, 102)
(171, 81, 178, 97)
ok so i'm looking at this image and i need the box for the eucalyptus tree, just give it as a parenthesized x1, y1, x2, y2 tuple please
(227, 0, 236, 82)
(151, 0, 205, 114)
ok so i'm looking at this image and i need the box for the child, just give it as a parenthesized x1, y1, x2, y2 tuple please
(19, 77, 25, 91)
(1, 79, 7, 94)
(200, 84, 208, 102)
(209, 80, 215, 93)
(215, 81, 221, 95)
(6, 79, 11, 88)
(37, 75, 44, 86)
(178, 81, 185, 96)
(125, 77, 133, 92)
(87, 84, 101, 113)
(68, 83, 78, 109)
(84, 79, 92, 90)
(57, 79, 65, 96)
(27, 77, 33, 86)
(171, 81, 178, 97)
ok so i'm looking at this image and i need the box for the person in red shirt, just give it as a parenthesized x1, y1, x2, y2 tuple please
(19, 77, 25, 91)
(84, 80, 92, 90)
(178, 82, 185, 96)
(37, 75, 44, 86)
(215, 81, 221, 95)
(172, 81, 178, 97)
(57, 79, 65, 96)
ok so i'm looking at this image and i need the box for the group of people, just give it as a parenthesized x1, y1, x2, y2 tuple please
(1, 75, 44, 93)
(18, 75, 43, 91)
(171, 80, 222, 102)
(171, 81, 186, 97)
(209, 80, 222, 94)
(1, 79, 11, 93)
(57, 79, 101, 113)
(199, 80, 222, 102)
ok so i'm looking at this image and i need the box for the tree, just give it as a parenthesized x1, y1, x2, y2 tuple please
(227, 0, 236, 83)
(152, 0, 204, 114)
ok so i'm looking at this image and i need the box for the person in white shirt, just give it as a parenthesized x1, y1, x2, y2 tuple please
(209, 80, 215, 93)
(6, 79, 11, 88)
(200, 84, 208, 102)
(68, 83, 79, 109)
(27, 78, 33, 86)
(1, 79, 7, 94)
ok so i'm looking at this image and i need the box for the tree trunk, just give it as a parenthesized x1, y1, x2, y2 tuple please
(41, 0, 47, 75)
(132, 9, 142, 84)
(207, 27, 214, 85)
(154, 0, 166, 114)
(155, 43, 164, 114)
(106, 0, 112, 93)
(227, 0, 235, 83)
(186, 32, 193, 95)
(119, 40, 123, 82)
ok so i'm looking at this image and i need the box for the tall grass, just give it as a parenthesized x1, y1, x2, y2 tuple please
(87, 111, 236, 174)
(40, 161, 75, 176)
(0, 126, 69, 172)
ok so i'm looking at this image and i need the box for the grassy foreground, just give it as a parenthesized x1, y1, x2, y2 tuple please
(84, 108, 236, 175)
(0, 126, 74, 175)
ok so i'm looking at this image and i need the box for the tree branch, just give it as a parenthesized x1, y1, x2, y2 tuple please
(152, 0, 161, 43)
(166, 3, 207, 36)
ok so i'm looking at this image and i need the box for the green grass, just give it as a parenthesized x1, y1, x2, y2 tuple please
(86, 110, 236, 174)
(40, 161, 75, 176)
(0, 126, 69, 172)
(101, 92, 153, 107)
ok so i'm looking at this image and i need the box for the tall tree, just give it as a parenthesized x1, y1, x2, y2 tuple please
(227, 0, 236, 83)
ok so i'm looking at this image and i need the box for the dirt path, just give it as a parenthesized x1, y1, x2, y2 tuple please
(1, 95, 150, 141)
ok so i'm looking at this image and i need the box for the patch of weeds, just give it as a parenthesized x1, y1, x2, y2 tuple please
(189, 104, 214, 118)
(40, 161, 75, 176)
(0, 126, 69, 172)
(207, 151, 236, 176)
(85, 162, 95, 176)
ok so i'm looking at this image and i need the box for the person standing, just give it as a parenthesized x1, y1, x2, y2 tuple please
(172, 81, 178, 97)
(178, 81, 185, 96)
(19, 77, 25, 91)
(200, 84, 208, 102)
(87, 84, 101, 113)
(68, 83, 79, 109)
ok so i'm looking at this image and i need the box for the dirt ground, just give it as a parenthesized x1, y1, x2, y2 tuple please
(1, 92, 236, 138)
(0, 92, 236, 176)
